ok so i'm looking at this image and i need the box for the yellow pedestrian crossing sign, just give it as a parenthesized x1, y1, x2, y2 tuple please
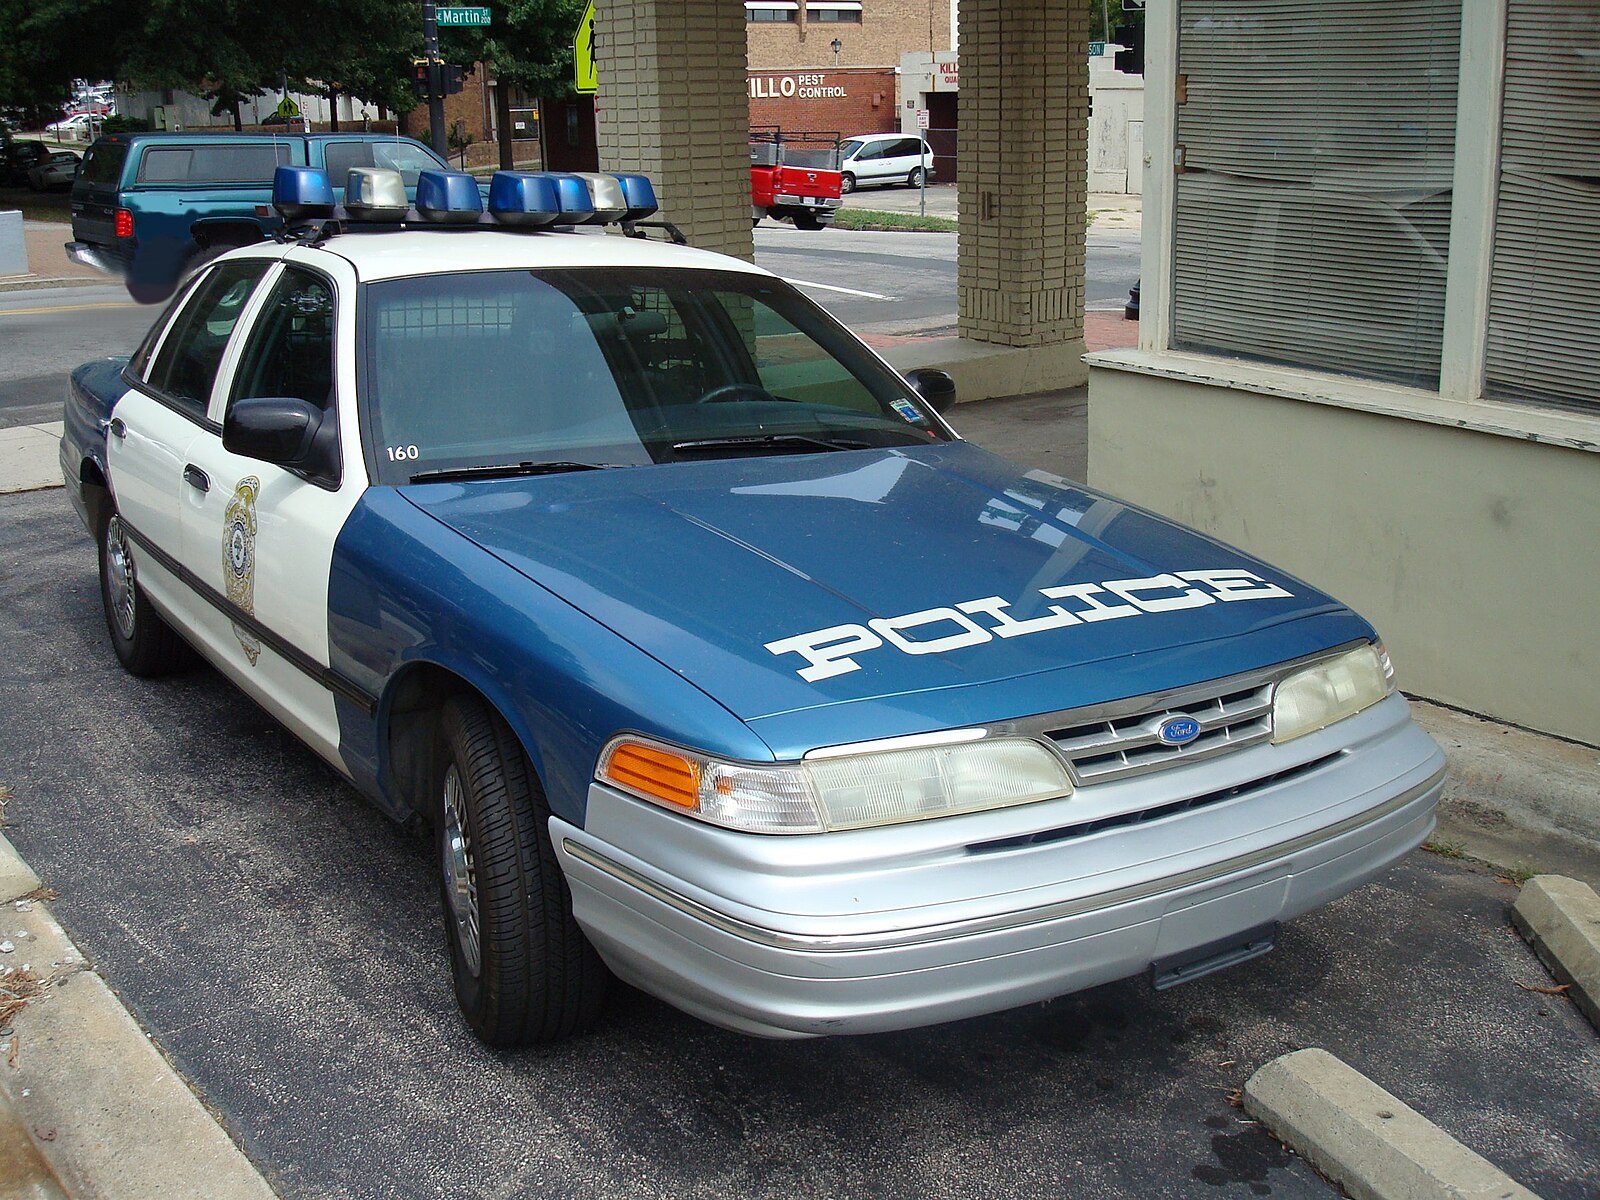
(274, 95, 301, 119)
(574, 0, 597, 94)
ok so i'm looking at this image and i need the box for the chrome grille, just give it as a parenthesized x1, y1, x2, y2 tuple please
(1045, 679, 1274, 785)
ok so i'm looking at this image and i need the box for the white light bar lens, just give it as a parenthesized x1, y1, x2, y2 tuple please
(599, 736, 1072, 834)
(1271, 644, 1394, 744)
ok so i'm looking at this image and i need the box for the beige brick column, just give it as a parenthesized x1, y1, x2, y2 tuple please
(595, 0, 755, 259)
(957, 0, 1088, 347)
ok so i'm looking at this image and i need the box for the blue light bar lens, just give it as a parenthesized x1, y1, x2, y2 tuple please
(487, 172, 560, 226)
(415, 170, 484, 223)
(612, 174, 659, 220)
(273, 166, 336, 219)
(545, 173, 596, 220)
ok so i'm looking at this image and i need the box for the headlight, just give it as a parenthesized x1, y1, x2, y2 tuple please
(597, 733, 1073, 834)
(1271, 643, 1395, 744)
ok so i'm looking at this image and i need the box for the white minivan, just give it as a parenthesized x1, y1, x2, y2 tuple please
(838, 133, 935, 193)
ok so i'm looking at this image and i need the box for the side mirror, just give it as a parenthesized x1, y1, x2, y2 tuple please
(223, 396, 337, 480)
(905, 368, 957, 415)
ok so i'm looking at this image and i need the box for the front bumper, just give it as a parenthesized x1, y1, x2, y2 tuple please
(554, 693, 1445, 1038)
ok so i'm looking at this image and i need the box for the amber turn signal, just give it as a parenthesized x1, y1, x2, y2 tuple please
(601, 741, 701, 810)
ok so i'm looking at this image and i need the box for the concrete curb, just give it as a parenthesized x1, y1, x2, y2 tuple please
(1511, 875, 1600, 1032)
(0, 275, 106, 294)
(1243, 1048, 1540, 1200)
(0, 832, 277, 1199)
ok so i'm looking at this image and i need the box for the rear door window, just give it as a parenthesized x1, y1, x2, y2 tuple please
(137, 143, 293, 184)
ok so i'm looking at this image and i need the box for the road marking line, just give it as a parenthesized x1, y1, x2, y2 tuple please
(0, 301, 138, 318)
(782, 278, 896, 301)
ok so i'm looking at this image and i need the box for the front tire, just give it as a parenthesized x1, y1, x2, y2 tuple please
(97, 505, 190, 677)
(438, 695, 608, 1046)
(840, 172, 856, 194)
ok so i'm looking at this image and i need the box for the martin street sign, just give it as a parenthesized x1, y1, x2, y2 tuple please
(437, 6, 491, 26)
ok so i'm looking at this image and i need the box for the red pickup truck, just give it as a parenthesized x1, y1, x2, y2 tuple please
(750, 128, 843, 231)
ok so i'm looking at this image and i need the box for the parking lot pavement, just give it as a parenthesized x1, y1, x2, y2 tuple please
(1, 484, 1596, 1200)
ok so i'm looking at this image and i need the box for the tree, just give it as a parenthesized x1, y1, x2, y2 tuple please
(440, 0, 586, 169)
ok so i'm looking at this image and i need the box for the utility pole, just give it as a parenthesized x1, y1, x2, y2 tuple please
(422, 0, 447, 156)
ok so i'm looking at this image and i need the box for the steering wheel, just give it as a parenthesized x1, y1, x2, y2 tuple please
(692, 383, 779, 406)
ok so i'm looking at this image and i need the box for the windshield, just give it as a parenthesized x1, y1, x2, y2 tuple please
(361, 267, 948, 485)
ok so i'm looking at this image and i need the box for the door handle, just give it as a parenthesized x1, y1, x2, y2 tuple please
(108, 417, 126, 440)
(183, 464, 210, 493)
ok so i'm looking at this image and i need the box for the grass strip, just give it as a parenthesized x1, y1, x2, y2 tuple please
(832, 209, 956, 233)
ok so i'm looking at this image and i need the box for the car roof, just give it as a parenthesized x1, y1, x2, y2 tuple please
(288, 227, 777, 283)
(97, 132, 432, 148)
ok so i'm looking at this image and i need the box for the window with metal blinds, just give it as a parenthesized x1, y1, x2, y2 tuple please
(1171, 1, 1462, 389)
(1485, 0, 1600, 414)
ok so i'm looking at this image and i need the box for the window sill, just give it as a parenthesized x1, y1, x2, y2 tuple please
(1084, 348, 1600, 455)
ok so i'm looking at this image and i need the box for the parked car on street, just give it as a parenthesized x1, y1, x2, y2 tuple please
(27, 150, 80, 190)
(66, 131, 450, 301)
(45, 113, 96, 140)
(1, 139, 52, 187)
(750, 127, 843, 229)
(839, 133, 936, 193)
(60, 165, 1446, 1047)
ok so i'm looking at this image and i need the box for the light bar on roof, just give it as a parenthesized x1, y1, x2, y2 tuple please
(611, 174, 660, 221)
(415, 169, 484, 223)
(344, 168, 407, 220)
(573, 172, 628, 223)
(544, 173, 596, 222)
(487, 172, 561, 225)
(273, 165, 336, 220)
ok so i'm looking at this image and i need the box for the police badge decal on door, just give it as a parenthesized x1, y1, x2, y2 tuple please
(224, 477, 262, 665)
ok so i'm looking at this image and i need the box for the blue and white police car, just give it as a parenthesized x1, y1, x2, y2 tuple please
(60, 165, 1446, 1045)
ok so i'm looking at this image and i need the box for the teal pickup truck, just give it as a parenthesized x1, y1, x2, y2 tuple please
(67, 131, 449, 301)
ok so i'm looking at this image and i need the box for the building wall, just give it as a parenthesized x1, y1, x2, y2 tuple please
(1087, 1, 1600, 747)
(1087, 52, 1142, 194)
(747, 1, 951, 70)
(1087, 366, 1600, 746)
(748, 67, 899, 135)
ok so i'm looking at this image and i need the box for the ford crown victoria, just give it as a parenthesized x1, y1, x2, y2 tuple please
(60, 167, 1446, 1045)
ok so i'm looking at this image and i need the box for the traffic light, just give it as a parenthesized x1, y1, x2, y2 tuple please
(412, 59, 465, 98)
(411, 58, 433, 99)
(1113, 23, 1145, 75)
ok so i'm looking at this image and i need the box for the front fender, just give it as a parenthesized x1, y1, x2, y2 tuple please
(329, 488, 772, 827)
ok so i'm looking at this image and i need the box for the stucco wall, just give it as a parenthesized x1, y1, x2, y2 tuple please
(1086, 365, 1600, 746)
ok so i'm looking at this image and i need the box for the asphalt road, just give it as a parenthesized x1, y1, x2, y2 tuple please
(2, 484, 1597, 1200)
(0, 285, 150, 428)
(752, 223, 1141, 337)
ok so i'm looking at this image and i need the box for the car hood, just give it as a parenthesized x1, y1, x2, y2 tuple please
(400, 443, 1369, 750)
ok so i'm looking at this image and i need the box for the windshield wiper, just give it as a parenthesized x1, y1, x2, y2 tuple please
(670, 433, 871, 457)
(409, 460, 619, 484)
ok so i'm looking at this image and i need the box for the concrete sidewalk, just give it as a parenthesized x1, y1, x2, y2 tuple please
(0, 221, 104, 293)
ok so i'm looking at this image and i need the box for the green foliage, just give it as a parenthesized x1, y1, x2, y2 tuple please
(0, 0, 586, 128)
(102, 115, 152, 132)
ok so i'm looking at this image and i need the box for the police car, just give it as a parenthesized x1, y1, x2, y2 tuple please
(60, 166, 1447, 1045)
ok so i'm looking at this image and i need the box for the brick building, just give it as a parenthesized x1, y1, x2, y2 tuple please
(746, 1, 954, 140)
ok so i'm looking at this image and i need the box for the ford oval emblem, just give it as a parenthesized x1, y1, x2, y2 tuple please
(1157, 715, 1202, 746)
